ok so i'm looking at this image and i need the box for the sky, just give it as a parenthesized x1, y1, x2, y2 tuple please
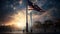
(42, 0, 60, 18)
(0, 0, 60, 29)
(36, 0, 60, 22)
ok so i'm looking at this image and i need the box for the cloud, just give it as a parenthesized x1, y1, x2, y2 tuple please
(0, 0, 26, 24)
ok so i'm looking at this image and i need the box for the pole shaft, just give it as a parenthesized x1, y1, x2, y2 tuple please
(26, 0, 28, 32)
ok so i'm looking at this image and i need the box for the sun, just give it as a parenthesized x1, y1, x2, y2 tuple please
(16, 23, 21, 27)
(13, 22, 26, 29)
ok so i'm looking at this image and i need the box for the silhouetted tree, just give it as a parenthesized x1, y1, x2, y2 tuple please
(0, 26, 12, 32)
(44, 20, 53, 28)
(55, 18, 60, 32)
(43, 20, 53, 32)
(33, 21, 42, 29)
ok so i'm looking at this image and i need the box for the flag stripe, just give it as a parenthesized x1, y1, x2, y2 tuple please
(27, 0, 43, 12)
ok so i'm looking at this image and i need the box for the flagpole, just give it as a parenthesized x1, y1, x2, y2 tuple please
(30, 12, 33, 32)
(26, 0, 28, 32)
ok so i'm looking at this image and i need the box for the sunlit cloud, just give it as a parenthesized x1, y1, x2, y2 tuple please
(4, 10, 30, 29)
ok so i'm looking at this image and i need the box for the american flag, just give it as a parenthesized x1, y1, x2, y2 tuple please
(27, 0, 45, 13)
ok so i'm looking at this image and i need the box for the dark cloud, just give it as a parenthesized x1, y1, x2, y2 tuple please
(41, 0, 60, 19)
(0, 0, 22, 24)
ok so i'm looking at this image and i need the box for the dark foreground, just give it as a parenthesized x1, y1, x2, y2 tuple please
(0, 32, 60, 34)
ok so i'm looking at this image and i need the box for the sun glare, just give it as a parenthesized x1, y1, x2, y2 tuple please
(5, 10, 30, 29)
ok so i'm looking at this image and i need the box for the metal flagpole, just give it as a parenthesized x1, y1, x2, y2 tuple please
(26, 0, 28, 32)
(30, 12, 33, 32)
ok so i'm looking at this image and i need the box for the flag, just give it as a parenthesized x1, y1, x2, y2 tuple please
(27, 0, 45, 12)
